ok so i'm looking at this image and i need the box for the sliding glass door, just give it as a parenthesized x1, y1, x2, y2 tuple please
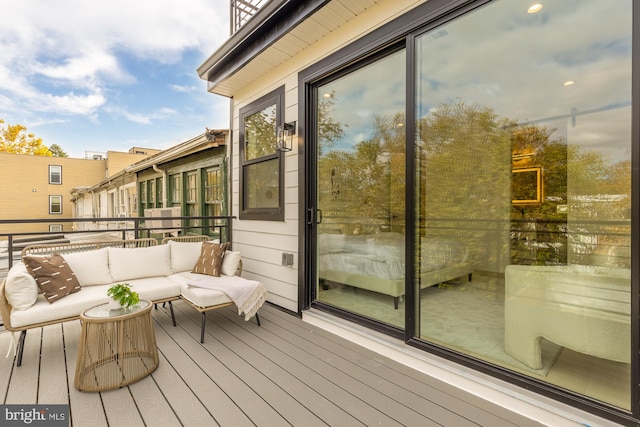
(414, 0, 632, 409)
(306, 0, 633, 414)
(315, 48, 407, 327)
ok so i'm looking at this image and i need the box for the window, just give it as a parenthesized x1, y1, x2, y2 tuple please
(239, 86, 284, 220)
(204, 166, 223, 226)
(139, 182, 147, 212)
(170, 174, 181, 205)
(186, 171, 199, 226)
(49, 224, 62, 232)
(49, 165, 62, 184)
(49, 195, 62, 214)
(139, 177, 162, 211)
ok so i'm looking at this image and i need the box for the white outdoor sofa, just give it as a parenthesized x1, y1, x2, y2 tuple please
(0, 236, 262, 366)
(504, 264, 630, 369)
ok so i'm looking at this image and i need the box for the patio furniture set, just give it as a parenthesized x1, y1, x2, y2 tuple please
(0, 235, 267, 391)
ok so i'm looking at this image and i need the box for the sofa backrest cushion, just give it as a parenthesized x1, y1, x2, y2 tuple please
(108, 244, 172, 282)
(168, 240, 204, 273)
(23, 254, 82, 303)
(64, 248, 113, 286)
(4, 262, 39, 310)
(221, 251, 241, 277)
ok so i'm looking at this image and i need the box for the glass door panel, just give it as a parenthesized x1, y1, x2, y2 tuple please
(414, 0, 632, 409)
(315, 49, 406, 327)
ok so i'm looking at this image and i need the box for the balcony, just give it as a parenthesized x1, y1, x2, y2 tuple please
(231, 0, 266, 34)
(0, 217, 617, 426)
(0, 300, 550, 426)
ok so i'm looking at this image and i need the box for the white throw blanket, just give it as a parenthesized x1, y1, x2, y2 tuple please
(187, 275, 267, 321)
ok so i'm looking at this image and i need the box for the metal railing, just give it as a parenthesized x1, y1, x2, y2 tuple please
(0, 215, 235, 273)
(231, 0, 266, 33)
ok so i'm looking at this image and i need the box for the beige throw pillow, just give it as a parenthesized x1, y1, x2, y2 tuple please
(23, 254, 81, 303)
(192, 242, 229, 277)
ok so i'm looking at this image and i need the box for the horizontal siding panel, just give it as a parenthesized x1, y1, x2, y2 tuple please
(234, 232, 298, 252)
(265, 292, 298, 312)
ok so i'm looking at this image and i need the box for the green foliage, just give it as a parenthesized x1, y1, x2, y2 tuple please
(48, 144, 68, 157)
(107, 283, 140, 308)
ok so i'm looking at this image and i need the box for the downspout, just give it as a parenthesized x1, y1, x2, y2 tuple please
(152, 164, 168, 208)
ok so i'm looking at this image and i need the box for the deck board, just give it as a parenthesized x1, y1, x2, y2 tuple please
(0, 301, 546, 427)
(38, 324, 68, 404)
(63, 321, 108, 427)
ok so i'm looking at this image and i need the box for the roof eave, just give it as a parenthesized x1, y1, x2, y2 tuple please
(197, 0, 330, 95)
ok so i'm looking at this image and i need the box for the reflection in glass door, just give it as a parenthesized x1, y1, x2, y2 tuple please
(315, 49, 406, 327)
(414, 0, 632, 410)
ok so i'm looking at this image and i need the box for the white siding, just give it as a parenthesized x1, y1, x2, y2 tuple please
(229, 0, 427, 312)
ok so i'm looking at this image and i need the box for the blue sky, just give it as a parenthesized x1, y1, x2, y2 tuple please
(0, 0, 231, 158)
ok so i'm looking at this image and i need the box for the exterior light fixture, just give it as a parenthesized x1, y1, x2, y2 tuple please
(276, 121, 296, 152)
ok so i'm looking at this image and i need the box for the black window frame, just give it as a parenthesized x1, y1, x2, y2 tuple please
(239, 86, 285, 221)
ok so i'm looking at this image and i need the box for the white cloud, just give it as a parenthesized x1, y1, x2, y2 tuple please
(0, 0, 229, 121)
(170, 84, 197, 93)
(38, 91, 106, 115)
(104, 105, 178, 125)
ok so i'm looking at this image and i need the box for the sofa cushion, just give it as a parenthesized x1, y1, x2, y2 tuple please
(221, 251, 241, 277)
(108, 245, 172, 281)
(169, 272, 233, 308)
(192, 242, 229, 277)
(10, 285, 108, 328)
(63, 248, 113, 286)
(168, 240, 204, 273)
(124, 277, 181, 302)
(4, 262, 39, 310)
(23, 254, 82, 303)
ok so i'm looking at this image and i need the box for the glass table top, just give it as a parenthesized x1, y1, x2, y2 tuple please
(83, 300, 150, 319)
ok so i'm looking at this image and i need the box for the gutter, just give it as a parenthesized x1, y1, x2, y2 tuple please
(152, 164, 168, 208)
(197, 0, 331, 90)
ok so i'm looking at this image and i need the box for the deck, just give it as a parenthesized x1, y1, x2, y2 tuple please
(0, 300, 549, 427)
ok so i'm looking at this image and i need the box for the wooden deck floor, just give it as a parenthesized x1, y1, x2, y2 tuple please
(0, 300, 548, 427)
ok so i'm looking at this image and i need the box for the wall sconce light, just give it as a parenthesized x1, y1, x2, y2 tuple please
(276, 121, 296, 152)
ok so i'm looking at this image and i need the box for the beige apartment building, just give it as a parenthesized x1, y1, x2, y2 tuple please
(0, 149, 157, 236)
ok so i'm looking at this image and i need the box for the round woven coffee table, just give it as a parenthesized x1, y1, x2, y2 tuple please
(74, 300, 159, 392)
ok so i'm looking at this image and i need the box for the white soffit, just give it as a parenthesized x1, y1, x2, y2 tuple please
(211, 0, 381, 97)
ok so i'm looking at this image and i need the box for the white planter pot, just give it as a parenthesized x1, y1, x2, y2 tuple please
(107, 298, 123, 310)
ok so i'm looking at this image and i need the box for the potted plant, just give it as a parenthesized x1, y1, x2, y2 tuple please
(106, 283, 140, 309)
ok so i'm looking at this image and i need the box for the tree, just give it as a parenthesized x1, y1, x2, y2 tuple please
(48, 144, 68, 157)
(0, 119, 52, 156)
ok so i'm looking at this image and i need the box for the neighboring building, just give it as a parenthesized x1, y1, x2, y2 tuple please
(128, 130, 229, 238)
(69, 148, 162, 231)
(105, 147, 162, 178)
(70, 131, 229, 238)
(198, 0, 635, 425)
(0, 152, 107, 235)
(0, 149, 157, 237)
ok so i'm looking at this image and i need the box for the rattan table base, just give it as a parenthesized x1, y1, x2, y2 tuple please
(74, 301, 158, 392)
